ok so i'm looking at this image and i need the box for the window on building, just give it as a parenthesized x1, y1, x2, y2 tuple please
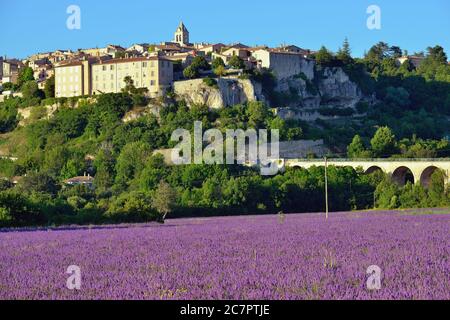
(102, 66, 106, 71)
(110, 65, 114, 70)
(143, 62, 147, 67)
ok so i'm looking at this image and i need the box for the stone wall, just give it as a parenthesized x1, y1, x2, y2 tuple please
(252, 49, 315, 80)
(173, 78, 262, 109)
(153, 139, 328, 165)
(269, 53, 315, 80)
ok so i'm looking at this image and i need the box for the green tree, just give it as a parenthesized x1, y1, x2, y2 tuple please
(0, 190, 45, 227)
(17, 67, 34, 87)
(115, 141, 152, 187)
(370, 126, 397, 157)
(21, 81, 41, 100)
(1, 82, 14, 91)
(247, 101, 269, 128)
(428, 169, 446, 206)
(191, 56, 210, 70)
(44, 75, 55, 98)
(93, 148, 116, 192)
(347, 135, 371, 158)
(122, 76, 136, 94)
(42, 146, 70, 178)
(214, 65, 226, 77)
(337, 38, 353, 64)
(228, 55, 245, 69)
(426, 45, 447, 64)
(0, 100, 19, 133)
(183, 65, 199, 79)
(315, 46, 334, 66)
(17, 171, 59, 196)
(374, 177, 400, 209)
(106, 191, 155, 222)
(151, 180, 177, 223)
(211, 57, 225, 69)
(60, 155, 85, 180)
(385, 87, 410, 107)
(139, 154, 167, 191)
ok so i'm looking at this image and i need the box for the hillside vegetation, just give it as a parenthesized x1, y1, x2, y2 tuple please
(0, 42, 450, 227)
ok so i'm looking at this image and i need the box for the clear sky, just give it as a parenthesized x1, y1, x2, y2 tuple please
(1, 0, 449, 59)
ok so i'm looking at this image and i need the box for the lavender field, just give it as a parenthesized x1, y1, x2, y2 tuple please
(0, 209, 449, 300)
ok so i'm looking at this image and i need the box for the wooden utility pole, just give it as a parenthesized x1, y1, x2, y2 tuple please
(324, 156, 329, 220)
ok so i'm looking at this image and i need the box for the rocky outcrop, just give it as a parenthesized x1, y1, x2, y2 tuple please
(317, 67, 362, 104)
(173, 78, 263, 109)
(172, 65, 365, 122)
(17, 104, 58, 126)
(273, 66, 365, 120)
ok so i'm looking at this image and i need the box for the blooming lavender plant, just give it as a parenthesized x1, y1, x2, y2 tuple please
(0, 210, 448, 300)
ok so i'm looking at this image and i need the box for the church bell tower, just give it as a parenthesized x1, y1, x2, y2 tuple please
(173, 21, 189, 46)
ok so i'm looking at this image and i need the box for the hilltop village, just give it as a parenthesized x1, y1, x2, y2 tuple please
(1, 22, 319, 98)
(1, 22, 426, 108)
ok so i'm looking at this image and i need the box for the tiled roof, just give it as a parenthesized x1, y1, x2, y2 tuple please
(64, 176, 94, 184)
(155, 44, 182, 51)
(93, 56, 171, 65)
(56, 56, 107, 67)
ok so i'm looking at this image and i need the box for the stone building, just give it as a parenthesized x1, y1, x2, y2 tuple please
(173, 21, 190, 46)
(396, 55, 426, 69)
(2, 59, 24, 84)
(251, 49, 315, 80)
(55, 56, 174, 98)
(91, 56, 173, 97)
(55, 59, 93, 97)
(197, 43, 226, 56)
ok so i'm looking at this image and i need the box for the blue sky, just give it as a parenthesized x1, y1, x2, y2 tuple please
(1, 0, 449, 59)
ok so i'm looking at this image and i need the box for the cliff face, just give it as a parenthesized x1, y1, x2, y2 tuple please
(173, 65, 365, 121)
(173, 78, 263, 109)
(318, 67, 362, 104)
(273, 66, 365, 121)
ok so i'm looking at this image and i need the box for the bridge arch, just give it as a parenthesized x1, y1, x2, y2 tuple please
(420, 166, 444, 188)
(392, 166, 415, 186)
(365, 166, 383, 175)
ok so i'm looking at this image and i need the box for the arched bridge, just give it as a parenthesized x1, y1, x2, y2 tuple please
(282, 158, 450, 187)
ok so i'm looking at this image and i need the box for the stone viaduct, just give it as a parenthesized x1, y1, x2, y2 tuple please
(281, 158, 450, 187)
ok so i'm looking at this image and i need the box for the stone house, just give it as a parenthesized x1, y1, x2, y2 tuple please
(251, 49, 315, 80)
(2, 59, 24, 84)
